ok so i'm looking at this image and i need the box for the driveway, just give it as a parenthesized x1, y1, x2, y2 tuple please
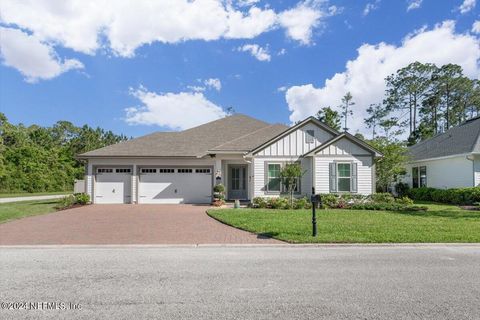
(0, 205, 281, 245)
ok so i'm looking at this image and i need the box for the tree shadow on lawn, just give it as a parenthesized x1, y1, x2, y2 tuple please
(257, 232, 279, 239)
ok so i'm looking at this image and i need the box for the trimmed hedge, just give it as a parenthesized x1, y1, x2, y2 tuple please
(407, 187, 480, 205)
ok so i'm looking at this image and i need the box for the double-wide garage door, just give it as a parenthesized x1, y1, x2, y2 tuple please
(138, 168, 212, 204)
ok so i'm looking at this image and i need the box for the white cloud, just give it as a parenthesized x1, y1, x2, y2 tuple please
(125, 87, 227, 130)
(0, 27, 83, 83)
(285, 21, 480, 135)
(236, 0, 260, 7)
(407, 0, 423, 11)
(204, 78, 222, 91)
(473, 21, 480, 34)
(238, 44, 271, 61)
(278, 48, 287, 55)
(0, 0, 331, 58)
(459, 0, 476, 14)
(363, 1, 380, 16)
(278, 1, 325, 45)
(277, 86, 288, 92)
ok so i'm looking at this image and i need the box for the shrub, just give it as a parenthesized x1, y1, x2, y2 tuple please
(395, 196, 414, 206)
(350, 203, 427, 212)
(213, 184, 225, 193)
(319, 194, 339, 208)
(294, 197, 309, 209)
(252, 197, 268, 208)
(408, 186, 480, 205)
(74, 193, 90, 205)
(370, 193, 395, 203)
(267, 197, 289, 209)
(56, 195, 76, 209)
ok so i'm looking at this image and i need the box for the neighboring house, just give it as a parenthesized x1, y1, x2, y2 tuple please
(404, 116, 480, 189)
(78, 114, 382, 204)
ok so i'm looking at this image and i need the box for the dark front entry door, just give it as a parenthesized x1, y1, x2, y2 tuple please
(229, 165, 247, 200)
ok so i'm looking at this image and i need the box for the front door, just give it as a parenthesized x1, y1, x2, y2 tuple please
(229, 165, 247, 200)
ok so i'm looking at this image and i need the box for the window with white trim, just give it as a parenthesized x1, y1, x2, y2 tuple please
(267, 163, 281, 192)
(337, 163, 351, 192)
(412, 166, 426, 188)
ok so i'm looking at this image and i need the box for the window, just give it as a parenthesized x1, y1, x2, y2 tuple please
(97, 168, 113, 173)
(267, 163, 281, 192)
(158, 168, 174, 173)
(195, 168, 211, 173)
(178, 168, 193, 173)
(412, 166, 426, 188)
(337, 163, 351, 192)
(141, 168, 157, 174)
(116, 168, 131, 173)
(305, 130, 315, 143)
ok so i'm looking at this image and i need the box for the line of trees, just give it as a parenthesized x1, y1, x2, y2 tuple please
(0, 113, 128, 193)
(315, 62, 480, 191)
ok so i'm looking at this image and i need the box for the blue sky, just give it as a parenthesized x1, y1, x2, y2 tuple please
(0, 0, 479, 138)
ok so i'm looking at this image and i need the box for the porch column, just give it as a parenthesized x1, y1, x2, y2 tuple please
(214, 159, 223, 185)
(86, 162, 94, 202)
(132, 164, 137, 204)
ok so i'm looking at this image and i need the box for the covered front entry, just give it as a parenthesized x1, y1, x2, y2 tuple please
(138, 167, 213, 204)
(228, 165, 248, 200)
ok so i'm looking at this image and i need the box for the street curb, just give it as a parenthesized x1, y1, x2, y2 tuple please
(1, 243, 479, 249)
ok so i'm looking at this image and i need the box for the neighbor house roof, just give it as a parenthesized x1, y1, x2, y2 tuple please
(408, 116, 480, 161)
(78, 114, 288, 158)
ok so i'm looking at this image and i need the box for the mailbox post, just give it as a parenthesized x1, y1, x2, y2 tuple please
(310, 194, 321, 237)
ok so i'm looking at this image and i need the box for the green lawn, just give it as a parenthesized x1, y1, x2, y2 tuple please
(207, 202, 480, 243)
(0, 200, 60, 224)
(0, 191, 71, 198)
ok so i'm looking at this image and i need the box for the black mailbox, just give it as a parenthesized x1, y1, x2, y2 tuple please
(311, 194, 321, 203)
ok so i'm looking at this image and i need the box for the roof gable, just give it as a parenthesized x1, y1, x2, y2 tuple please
(249, 117, 340, 156)
(305, 133, 383, 157)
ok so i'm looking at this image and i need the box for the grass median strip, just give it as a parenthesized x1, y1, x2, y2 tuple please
(207, 202, 480, 243)
(0, 200, 60, 224)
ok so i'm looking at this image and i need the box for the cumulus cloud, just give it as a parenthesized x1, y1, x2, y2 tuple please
(125, 86, 227, 130)
(473, 21, 480, 34)
(363, 1, 380, 16)
(459, 0, 476, 14)
(285, 21, 480, 135)
(0, 27, 83, 83)
(0, 0, 330, 57)
(278, 1, 324, 45)
(407, 0, 423, 11)
(204, 78, 222, 91)
(238, 44, 271, 61)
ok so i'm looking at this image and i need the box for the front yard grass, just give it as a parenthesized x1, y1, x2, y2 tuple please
(207, 202, 480, 243)
(0, 200, 60, 224)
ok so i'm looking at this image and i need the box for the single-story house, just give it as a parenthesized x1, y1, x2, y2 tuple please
(78, 114, 382, 204)
(403, 116, 480, 189)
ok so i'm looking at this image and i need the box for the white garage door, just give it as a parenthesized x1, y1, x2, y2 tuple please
(95, 168, 132, 204)
(138, 168, 212, 204)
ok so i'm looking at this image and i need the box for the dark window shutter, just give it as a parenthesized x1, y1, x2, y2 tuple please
(351, 162, 358, 193)
(329, 162, 337, 192)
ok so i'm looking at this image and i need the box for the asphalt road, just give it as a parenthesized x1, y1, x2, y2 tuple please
(1, 245, 479, 320)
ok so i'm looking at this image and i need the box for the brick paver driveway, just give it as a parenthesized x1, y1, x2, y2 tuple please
(0, 205, 282, 245)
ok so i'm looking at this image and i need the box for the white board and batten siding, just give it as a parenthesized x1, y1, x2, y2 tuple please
(315, 137, 375, 194)
(253, 157, 312, 198)
(256, 123, 334, 157)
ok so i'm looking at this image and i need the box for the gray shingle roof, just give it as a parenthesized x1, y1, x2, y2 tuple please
(79, 114, 284, 158)
(408, 116, 480, 161)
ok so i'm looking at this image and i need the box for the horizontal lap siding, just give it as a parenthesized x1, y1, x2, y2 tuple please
(315, 156, 373, 195)
(253, 157, 312, 198)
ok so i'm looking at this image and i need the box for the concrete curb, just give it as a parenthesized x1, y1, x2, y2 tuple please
(1, 243, 479, 249)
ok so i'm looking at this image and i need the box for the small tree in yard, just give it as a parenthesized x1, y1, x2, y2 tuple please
(280, 163, 306, 207)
